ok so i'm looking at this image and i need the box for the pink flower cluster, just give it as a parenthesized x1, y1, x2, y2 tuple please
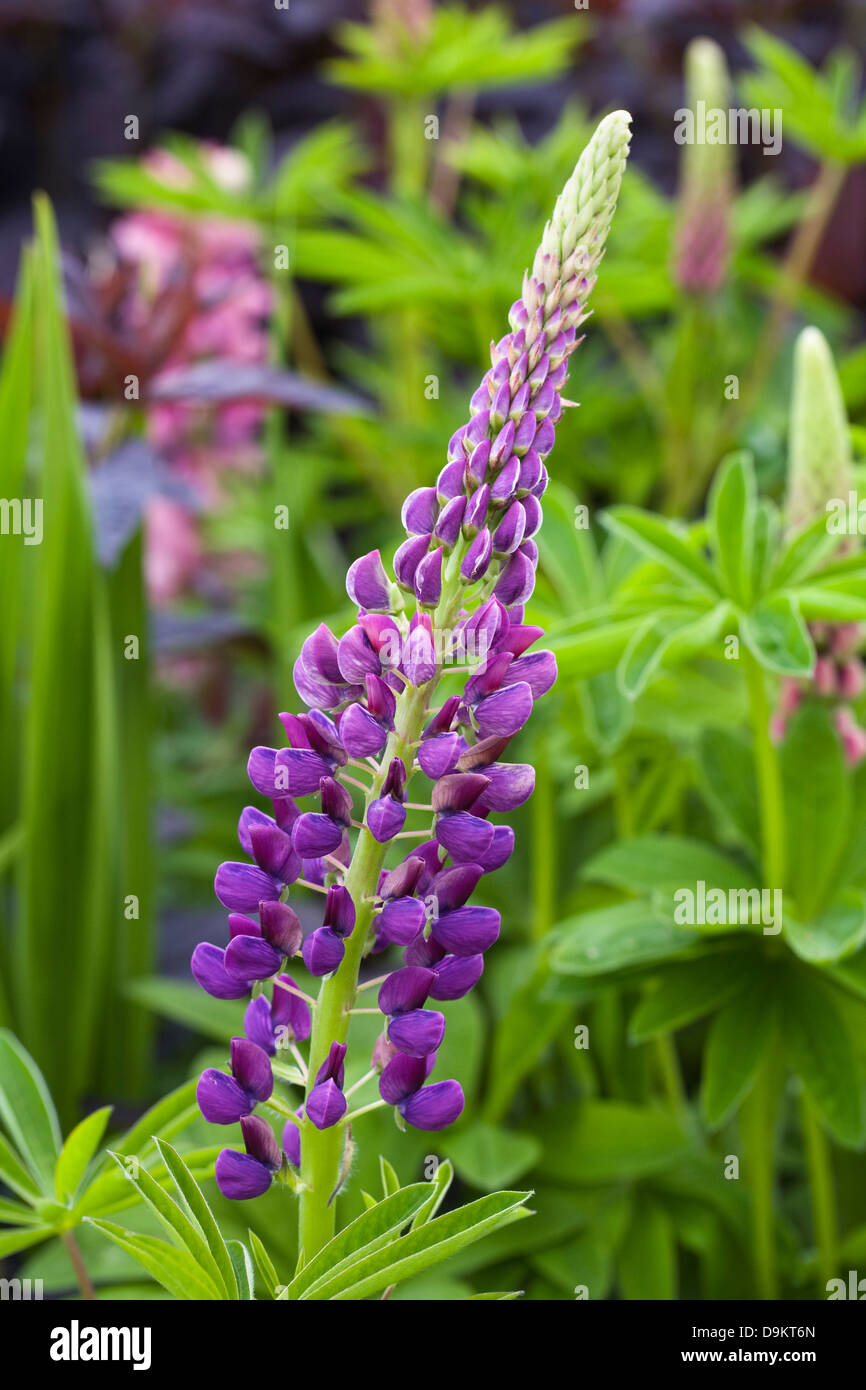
(773, 622, 866, 765)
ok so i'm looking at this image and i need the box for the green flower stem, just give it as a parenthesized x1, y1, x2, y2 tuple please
(740, 648, 786, 1299)
(800, 1090, 837, 1293)
(740, 1046, 781, 1299)
(742, 647, 786, 891)
(297, 545, 473, 1261)
(62, 1230, 95, 1301)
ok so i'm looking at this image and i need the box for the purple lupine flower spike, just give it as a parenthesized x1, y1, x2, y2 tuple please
(195, 113, 631, 1201)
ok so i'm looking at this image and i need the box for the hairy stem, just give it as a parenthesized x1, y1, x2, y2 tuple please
(62, 1230, 95, 1301)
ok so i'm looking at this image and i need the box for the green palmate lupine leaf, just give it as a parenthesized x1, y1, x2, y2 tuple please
(583, 834, 755, 899)
(411, 1159, 454, 1230)
(771, 514, 841, 590)
(551, 901, 697, 978)
(709, 452, 757, 605)
(697, 727, 761, 858)
(617, 1195, 677, 1301)
(785, 893, 866, 965)
(106, 1152, 230, 1298)
(446, 1124, 541, 1190)
(602, 507, 719, 595)
(249, 1230, 281, 1300)
(779, 969, 865, 1146)
(616, 607, 727, 700)
(750, 501, 780, 601)
(379, 1155, 400, 1198)
(0, 1197, 43, 1225)
(780, 702, 851, 921)
(86, 1220, 223, 1301)
(628, 952, 753, 1040)
(154, 1140, 237, 1301)
(739, 593, 814, 676)
(547, 617, 646, 680)
(795, 586, 866, 622)
(306, 1192, 533, 1302)
(287, 1185, 433, 1300)
(700, 973, 777, 1128)
(0, 1225, 54, 1258)
(536, 1102, 692, 1183)
(0, 1132, 42, 1204)
(54, 1106, 112, 1203)
(227, 1241, 255, 1301)
(742, 27, 866, 165)
(0, 1030, 61, 1192)
(581, 670, 633, 753)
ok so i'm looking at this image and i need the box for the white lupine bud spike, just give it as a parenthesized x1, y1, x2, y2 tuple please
(785, 326, 854, 546)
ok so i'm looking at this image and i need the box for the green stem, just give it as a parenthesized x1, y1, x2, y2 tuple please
(800, 1091, 837, 1293)
(742, 648, 786, 890)
(62, 1230, 95, 1301)
(740, 1049, 780, 1300)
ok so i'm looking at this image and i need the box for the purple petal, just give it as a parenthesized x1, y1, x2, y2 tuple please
(418, 733, 461, 779)
(338, 625, 380, 683)
(401, 1080, 465, 1131)
(197, 1069, 254, 1125)
(306, 1080, 347, 1130)
(225, 934, 283, 982)
(432, 772, 490, 813)
(501, 651, 557, 699)
(435, 810, 495, 863)
(403, 624, 436, 687)
(292, 654, 344, 711)
(492, 499, 526, 555)
(414, 548, 443, 607)
(240, 1114, 282, 1170)
(429, 862, 483, 912)
(191, 943, 252, 1000)
(215, 1150, 273, 1200)
(346, 549, 391, 611)
(238, 805, 277, 857)
(340, 702, 387, 757)
(471, 762, 536, 813)
(301, 623, 343, 684)
(244, 994, 278, 1054)
(270, 975, 312, 1043)
(214, 862, 281, 912)
(461, 526, 492, 583)
(402, 486, 440, 535)
(291, 812, 343, 859)
(429, 954, 485, 1001)
(274, 748, 333, 797)
(478, 824, 515, 872)
(378, 896, 428, 945)
(378, 965, 435, 1015)
(260, 901, 303, 956)
(432, 904, 500, 955)
(379, 1053, 428, 1105)
(247, 747, 279, 797)
(367, 796, 406, 842)
(231, 1038, 273, 1102)
(388, 1009, 446, 1057)
(282, 1118, 301, 1168)
(302, 927, 344, 977)
(316, 1041, 347, 1087)
(474, 681, 534, 739)
(494, 550, 536, 607)
(323, 883, 356, 938)
(434, 495, 466, 547)
(394, 534, 431, 591)
(249, 824, 298, 880)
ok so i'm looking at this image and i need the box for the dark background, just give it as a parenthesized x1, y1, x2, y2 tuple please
(1, 0, 864, 303)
